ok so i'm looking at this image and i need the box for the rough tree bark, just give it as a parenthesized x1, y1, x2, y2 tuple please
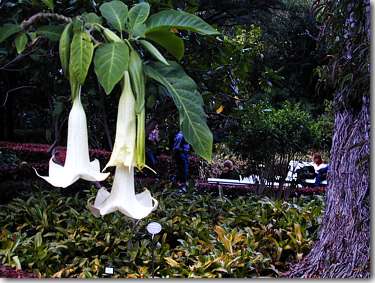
(288, 0, 370, 278)
(288, 95, 370, 278)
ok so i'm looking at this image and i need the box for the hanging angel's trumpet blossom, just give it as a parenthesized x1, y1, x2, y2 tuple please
(103, 71, 136, 171)
(89, 165, 158, 219)
(35, 88, 110, 188)
(89, 71, 158, 219)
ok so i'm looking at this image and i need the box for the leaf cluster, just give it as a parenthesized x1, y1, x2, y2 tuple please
(0, 185, 324, 278)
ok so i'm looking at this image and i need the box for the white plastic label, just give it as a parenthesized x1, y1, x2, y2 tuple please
(146, 222, 162, 235)
(105, 267, 114, 274)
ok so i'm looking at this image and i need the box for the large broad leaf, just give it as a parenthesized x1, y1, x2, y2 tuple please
(99, 0, 128, 32)
(144, 62, 212, 161)
(69, 31, 94, 85)
(139, 39, 169, 65)
(94, 42, 129, 94)
(0, 24, 21, 43)
(146, 30, 184, 60)
(14, 32, 28, 54)
(59, 23, 72, 77)
(36, 25, 64, 41)
(128, 2, 150, 29)
(145, 10, 219, 36)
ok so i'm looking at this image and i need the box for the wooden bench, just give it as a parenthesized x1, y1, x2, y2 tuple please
(197, 178, 326, 198)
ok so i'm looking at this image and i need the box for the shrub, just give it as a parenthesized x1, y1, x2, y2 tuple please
(229, 102, 315, 182)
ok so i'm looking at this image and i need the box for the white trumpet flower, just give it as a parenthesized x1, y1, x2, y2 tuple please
(35, 88, 110, 188)
(89, 165, 158, 219)
(89, 71, 158, 220)
(103, 71, 136, 171)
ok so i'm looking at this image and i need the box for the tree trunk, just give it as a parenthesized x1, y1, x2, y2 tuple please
(288, 94, 370, 278)
(287, 0, 370, 278)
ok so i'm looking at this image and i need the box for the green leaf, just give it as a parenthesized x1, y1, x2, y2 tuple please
(129, 49, 145, 113)
(59, 23, 73, 77)
(128, 49, 146, 170)
(132, 23, 146, 38)
(72, 18, 83, 33)
(99, 0, 128, 32)
(145, 62, 212, 161)
(146, 30, 184, 60)
(82, 12, 103, 25)
(0, 24, 22, 43)
(69, 31, 94, 85)
(94, 42, 129, 94)
(14, 33, 28, 54)
(102, 27, 122, 42)
(41, 0, 54, 10)
(139, 39, 169, 65)
(128, 2, 150, 29)
(145, 10, 219, 36)
(36, 25, 64, 41)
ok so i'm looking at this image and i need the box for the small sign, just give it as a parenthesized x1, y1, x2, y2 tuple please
(105, 267, 114, 274)
(147, 222, 162, 235)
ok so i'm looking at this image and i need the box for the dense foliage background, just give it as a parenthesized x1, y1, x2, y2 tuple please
(0, 0, 333, 165)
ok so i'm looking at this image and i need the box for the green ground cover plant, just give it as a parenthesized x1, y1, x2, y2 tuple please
(0, 185, 324, 278)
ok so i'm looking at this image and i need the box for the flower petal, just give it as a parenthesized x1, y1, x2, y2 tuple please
(88, 187, 111, 218)
(34, 158, 80, 188)
(80, 159, 110, 182)
(89, 165, 158, 219)
(135, 189, 158, 211)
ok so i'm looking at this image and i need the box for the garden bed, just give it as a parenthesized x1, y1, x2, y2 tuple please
(0, 264, 37, 278)
(0, 184, 324, 278)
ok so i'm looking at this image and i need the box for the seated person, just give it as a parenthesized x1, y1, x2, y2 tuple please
(311, 153, 329, 186)
(220, 160, 240, 180)
(296, 165, 316, 184)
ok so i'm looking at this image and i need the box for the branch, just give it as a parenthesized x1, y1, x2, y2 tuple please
(0, 37, 41, 70)
(2, 85, 36, 107)
(21, 12, 72, 30)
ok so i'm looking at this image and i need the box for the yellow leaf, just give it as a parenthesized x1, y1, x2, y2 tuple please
(223, 237, 233, 254)
(216, 105, 224, 114)
(294, 223, 302, 242)
(91, 258, 100, 273)
(170, 28, 178, 33)
(52, 269, 65, 278)
(232, 232, 244, 245)
(138, 266, 148, 275)
(214, 225, 225, 242)
(164, 257, 180, 268)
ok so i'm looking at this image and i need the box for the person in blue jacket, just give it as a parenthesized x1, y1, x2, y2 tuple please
(173, 131, 190, 192)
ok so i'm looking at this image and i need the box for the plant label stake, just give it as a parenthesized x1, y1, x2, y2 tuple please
(218, 184, 223, 199)
(146, 222, 162, 278)
(147, 221, 162, 239)
(103, 262, 114, 277)
(104, 266, 114, 275)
